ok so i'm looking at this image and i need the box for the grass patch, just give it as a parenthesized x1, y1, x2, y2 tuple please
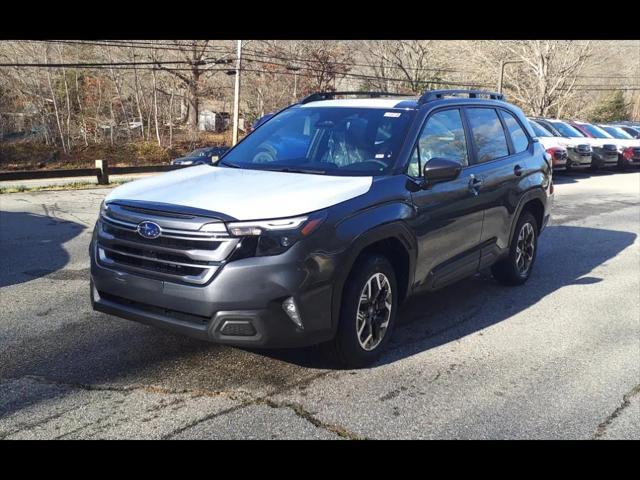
(0, 179, 131, 194)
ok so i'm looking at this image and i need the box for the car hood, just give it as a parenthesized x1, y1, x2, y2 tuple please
(105, 165, 373, 221)
(573, 137, 620, 148)
(537, 136, 567, 150)
(605, 138, 640, 147)
(545, 136, 591, 148)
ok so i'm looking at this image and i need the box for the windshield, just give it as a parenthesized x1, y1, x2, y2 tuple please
(220, 106, 415, 175)
(529, 120, 553, 137)
(549, 121, 585, 138)
(600, 126, 633, 139)
(578, 123, 613, 139)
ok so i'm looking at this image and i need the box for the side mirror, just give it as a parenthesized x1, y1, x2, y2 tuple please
(422, 157, 462, 187)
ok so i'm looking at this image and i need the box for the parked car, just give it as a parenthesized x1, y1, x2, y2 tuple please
(529, 118, 592, 171)
(608, 124, 640, 139)
(528, 120, 568, 171)
(171, 146, 229, 166)
(90, 89, 552, 367)
(598, 124, 640, 167)
(534, 118, 617, 170)
(565, 120, 623, 169)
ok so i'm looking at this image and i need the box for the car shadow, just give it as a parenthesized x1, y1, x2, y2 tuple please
(552, 168, 636, 185)
(0, 210, 85, 288)
(0, 225, 635, 420)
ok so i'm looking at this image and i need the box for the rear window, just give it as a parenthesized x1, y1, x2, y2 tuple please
(500, 110, 529, 153)
(466, 108, 509, 163)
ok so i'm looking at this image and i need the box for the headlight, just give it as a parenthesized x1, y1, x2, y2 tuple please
(175, 159, 193, 165)
(99, 200, 109, 218)
(227, 216, 309, 236)
(226, 211, 327, 257)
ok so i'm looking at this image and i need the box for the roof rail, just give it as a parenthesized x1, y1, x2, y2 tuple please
(300, 91, 410, 104)
(418, 89, 505, 104)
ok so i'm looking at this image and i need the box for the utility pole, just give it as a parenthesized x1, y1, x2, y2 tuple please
(287, 65, 301, 102)
(497, 60, 524, 94)
(232, 40, 242, 146)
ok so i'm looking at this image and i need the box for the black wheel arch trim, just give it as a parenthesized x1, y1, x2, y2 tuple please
(508, 186, 548, 245)
(329, 219, 418, 333)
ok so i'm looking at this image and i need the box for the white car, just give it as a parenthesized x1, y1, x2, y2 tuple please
(536, 119, 618, 170)
(528, 120, 569, 170)
(528, 118, 591, 170)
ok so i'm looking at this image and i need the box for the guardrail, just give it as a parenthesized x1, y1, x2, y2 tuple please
(0, 160, 186, 185)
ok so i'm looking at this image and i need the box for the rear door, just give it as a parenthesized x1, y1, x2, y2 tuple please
(463, 107, 533, 267)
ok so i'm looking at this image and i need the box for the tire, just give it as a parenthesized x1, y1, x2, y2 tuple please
(326, 254, 398, 368)
(491, 211, 538, 286)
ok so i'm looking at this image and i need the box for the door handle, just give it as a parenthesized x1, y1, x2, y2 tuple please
(514, 164, 523, 176)
(468, 174, 483, 195)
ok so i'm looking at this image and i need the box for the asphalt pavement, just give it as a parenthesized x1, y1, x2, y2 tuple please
(0, 170, 638, 439)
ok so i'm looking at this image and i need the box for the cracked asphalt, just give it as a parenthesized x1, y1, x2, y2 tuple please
(0, 170, 638, 439)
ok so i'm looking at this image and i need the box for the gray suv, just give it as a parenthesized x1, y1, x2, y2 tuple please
(90, 90, 553, 367)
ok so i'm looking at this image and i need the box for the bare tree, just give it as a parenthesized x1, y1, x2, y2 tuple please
(478, 40, 593, 116)
(362, 40, 448, 93)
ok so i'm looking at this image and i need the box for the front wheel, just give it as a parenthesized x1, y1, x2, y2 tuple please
(492, 212, 538, 286)
(326, 255, 398, 368)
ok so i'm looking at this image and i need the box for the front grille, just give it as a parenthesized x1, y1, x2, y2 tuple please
(102, 220, 222, 250)
(576, 144, 591, 154)
(98, 290, 209, 324)
(97, 208, 239, 285)
(553, 151, 567, 161)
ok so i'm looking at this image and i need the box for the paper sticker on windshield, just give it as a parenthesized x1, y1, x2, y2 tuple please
(384, 112, 402, 118)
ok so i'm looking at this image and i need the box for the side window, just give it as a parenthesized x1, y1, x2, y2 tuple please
(407, 109, 468, 177)
(500, 110, 529, 153)
(466, 108, 509, 163)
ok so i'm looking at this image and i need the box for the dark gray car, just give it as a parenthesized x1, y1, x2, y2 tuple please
(91, 90, 552, 367)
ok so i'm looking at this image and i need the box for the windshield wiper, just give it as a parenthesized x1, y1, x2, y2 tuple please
(265, 167, 327, 175)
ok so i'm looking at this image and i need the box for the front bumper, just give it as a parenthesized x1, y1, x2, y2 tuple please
(90, 239, 335, 348)
(566, 150, 592, 169)
(591, 149, 619, 168)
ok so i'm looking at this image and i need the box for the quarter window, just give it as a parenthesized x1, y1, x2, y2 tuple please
(500, 110, 529, 153)
(408, 109, 468, 177)
(466, 108, 509, 163)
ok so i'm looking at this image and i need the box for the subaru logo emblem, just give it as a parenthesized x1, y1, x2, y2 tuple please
(137, 221, 162, 239)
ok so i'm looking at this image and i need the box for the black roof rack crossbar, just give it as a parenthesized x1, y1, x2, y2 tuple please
(418, 89, 505, 104)
(300, 91, 410, 104)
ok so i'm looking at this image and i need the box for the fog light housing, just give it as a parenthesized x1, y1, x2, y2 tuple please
(282, 297, 303, 329)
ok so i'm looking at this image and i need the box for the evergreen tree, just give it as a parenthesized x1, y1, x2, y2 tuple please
(588, 91, 629, 122)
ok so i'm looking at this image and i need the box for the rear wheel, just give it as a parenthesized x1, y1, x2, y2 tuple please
(492, 212, 538, 286)
(326, 255, 397, 368)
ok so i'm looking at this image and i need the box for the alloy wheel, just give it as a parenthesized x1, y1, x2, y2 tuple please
(356, 273, 392, 351)
(515, 222, 535, 275)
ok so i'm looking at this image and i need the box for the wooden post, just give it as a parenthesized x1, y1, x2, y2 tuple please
(96, 159, 109, 185)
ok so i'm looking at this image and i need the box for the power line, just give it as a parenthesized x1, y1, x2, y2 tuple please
(12, 40, 640, 82)
(242, 48, 461, 73)
(28, 39, 232, 53)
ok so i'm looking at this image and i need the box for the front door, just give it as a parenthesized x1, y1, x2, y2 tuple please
(408, 108, 484, 289)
